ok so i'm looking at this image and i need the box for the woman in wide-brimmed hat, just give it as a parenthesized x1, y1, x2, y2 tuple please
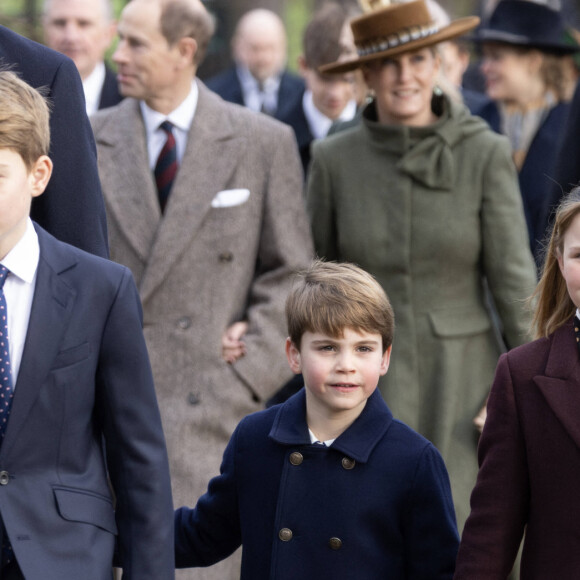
(473, 0, 579, 265)
(306, 0, 537, 533)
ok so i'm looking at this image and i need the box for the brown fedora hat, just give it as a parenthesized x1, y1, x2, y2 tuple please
(320, 0, 479, 74)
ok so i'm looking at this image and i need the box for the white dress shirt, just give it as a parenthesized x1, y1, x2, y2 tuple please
(236, 64, 281, 115)
(141, 81, 199, 170)
(83, 61, 107, 117)
(1, 219, 39, 387)
(308, 428, 335, 447)
(302, 90, 357, 140)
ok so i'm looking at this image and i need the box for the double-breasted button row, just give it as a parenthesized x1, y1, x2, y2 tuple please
(278, 528, 343, 550)
(288, 451, 356, 470)
(0, 471, 9, 485)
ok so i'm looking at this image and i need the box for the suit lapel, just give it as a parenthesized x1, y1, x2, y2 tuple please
(2, 228, 76, 456)
(138, 82, 245, 303)
(96, 99, 161, 263)
(534, 320, 580, 449)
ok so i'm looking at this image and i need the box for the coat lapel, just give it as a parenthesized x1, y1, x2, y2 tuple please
(138, 82, 246, 303)
(534, 320, 580, 449)
(95, 99, 161, 263)
(2, 227, 76, 457)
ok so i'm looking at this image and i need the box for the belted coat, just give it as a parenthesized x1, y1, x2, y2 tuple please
(306, 96, 538, 529)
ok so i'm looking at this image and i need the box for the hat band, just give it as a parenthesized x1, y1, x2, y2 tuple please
(357, 22, 440, 57)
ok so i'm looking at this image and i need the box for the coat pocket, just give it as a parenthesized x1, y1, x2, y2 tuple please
(429, 308, 492, 338)
(53, 486, 118, 534)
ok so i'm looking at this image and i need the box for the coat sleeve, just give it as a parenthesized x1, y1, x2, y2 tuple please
(230, 123, 313, 401)
(96, 267, 174, 579)
(454, 353, 529, 579)
(404, 443, 459, 580)
(29, 56, 109, 258)
(174, 426, 242, 568)
(479, 136, 537, 349)
(305, 139, 340, 261)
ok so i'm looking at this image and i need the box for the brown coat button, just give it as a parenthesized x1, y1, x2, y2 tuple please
(342, 457, 356, 470)
(289, 452, 303, 465)
(219, 252, 234, 263)
(328, 537, 342, 550)
(279, 528, 293, 542)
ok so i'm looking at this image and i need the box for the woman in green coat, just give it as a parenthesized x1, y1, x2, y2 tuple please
(306, 0, 537, 530)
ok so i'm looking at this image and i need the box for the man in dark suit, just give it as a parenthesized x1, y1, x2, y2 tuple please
(0, 69, 173, 580)
(42, 0, 123, 115)
(205, 8, 304, 121)
(0, 25, 109, 258)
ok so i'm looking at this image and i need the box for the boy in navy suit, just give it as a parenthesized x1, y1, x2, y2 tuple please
(0, 70, 173, 579)
(175, 260, 459, 579)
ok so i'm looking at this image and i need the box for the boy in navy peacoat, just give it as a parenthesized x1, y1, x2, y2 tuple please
(175, 261, 459, 579)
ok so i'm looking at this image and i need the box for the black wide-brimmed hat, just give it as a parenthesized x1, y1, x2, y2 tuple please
(474, 0, 579, 54)
(320, 0, 479, 74)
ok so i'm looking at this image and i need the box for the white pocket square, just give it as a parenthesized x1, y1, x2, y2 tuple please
(211, 188, 250, 208)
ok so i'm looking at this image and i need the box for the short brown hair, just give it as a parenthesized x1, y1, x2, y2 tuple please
(160, 0, 215, 66)
(303, 3, 351, 69)
(531, 187, 580, 338)
(286, 260, 395, 352)
(0, 69, 50, 170)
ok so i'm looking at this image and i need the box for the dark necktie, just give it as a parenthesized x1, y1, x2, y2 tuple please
(0, 266, 14, 569)
(154, 121, 178, 213)
(0, 266, 13, 444)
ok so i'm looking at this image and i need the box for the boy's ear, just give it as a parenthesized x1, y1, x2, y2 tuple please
(285, 337, 302, 374)
(29, 155, 53, 198)
(379, 345, 392, 377)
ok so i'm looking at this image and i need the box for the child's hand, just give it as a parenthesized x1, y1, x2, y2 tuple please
(473, 401, 488, 433)
(222, 321, 248, 364)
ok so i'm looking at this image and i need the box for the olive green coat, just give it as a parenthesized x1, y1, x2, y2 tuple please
(306, 97, 537, 529)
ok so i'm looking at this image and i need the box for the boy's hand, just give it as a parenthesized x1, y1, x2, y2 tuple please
(473, 400, 488, 433)
(222, 321, 248, 364)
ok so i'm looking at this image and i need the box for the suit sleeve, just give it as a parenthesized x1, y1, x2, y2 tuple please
(96, 267, 174, 579)
(454, 354, 529, 579)
(305, 139, 340, 261)
(29, 56, 109, 258)
(174, 426, 242, 568)
(231, 123, 313, 401)
(404, 443, 459, 580)
(479, 136, 537, 349)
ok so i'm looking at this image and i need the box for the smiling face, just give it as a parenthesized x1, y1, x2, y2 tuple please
(363, 47, 440, 126)
(286, 328, 391, 426)
(558, 212, 580, 309)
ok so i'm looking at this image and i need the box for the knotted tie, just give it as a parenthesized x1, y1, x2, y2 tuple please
(0, 265, 14, 569)
(154, 121, 178, 213)
(0, 266, 13, 444)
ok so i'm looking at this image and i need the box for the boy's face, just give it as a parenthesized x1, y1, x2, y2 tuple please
(0, 149, 52, 259)
(286, 328, 391, 421)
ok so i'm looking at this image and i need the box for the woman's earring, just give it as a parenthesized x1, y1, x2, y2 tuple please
(433, 84, 443, 96)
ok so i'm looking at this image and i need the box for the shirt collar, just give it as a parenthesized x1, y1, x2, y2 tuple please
(1, 218, 39, 284)
(82, 61, 106, 117)
(236, 63, 282, 93)
(269, 388, 393, 463)
(302, 90, 357, 140)
(140, 80, 199, 135)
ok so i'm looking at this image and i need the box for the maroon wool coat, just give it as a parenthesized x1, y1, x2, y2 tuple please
(454, 318, 580, 579)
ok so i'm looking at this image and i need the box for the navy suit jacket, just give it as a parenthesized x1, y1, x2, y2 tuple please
(99, 64, 123, 110)
(0, 224, 174, 579)
(0, 26, 108, 258)
(175, 389, 459, 579)
(205, 66, 304, 121)
(277, 93, 313, 177)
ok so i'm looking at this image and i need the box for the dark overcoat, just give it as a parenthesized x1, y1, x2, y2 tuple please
(455, 319, 580, 579)
(176, 389, 459, 579)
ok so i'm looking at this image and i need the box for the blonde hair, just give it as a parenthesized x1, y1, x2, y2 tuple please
(286, 260, 395, 352)
(531, 187, 580, 338)
(0, 69, 50, 170)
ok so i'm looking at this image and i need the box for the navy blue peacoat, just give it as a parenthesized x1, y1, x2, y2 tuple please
(175, 388, 459, 579)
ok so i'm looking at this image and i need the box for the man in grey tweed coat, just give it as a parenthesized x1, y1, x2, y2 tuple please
(91, 0, 313, 578)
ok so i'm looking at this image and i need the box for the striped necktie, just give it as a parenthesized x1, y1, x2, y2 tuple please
(154, 121, 178, 213)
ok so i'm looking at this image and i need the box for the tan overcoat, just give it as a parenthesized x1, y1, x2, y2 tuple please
(92, 82, 313, 580)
